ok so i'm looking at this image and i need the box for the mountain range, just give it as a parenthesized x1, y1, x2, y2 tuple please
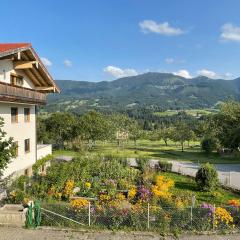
(46, 72, 240, 113)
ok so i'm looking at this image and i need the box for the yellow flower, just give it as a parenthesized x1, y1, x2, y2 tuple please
(85, 182, 91, 189)
(99, 194, 111, 202)
(151, 175, 174, 199)
(23, 197, 29, 205)
(128, 187, 137, 199)
(215, 207, 233, 227)
(10, 190, 17, 198)
(70, 198, 89, 209)
(63, 179, 75, 198)
(54, 192, 62, 200)
(116, 193, 125, 200)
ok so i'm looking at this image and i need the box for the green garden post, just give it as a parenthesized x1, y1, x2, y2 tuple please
(26, 203, 33, 228)
(34, 200, 41, 227)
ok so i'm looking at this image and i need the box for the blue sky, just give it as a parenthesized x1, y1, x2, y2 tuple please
(1, 0, 240, 81)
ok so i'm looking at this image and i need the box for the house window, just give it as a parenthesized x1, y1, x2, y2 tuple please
(10, 74, 23, 87)
(11, 107, 18, 123)
(24, 108, 30, 122)
(13, 141, 19, 157)
(24, 139, 30, 153)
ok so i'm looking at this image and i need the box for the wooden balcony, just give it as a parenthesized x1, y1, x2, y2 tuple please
(0, 82, 47, 105)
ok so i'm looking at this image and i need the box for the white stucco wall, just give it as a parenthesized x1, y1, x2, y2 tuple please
(0, 102, 36, 178)
(0, 60, 35, 89)
(37, 144, 52, 160)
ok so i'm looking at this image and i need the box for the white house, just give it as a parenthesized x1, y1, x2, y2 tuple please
(0, 43, 60, 179)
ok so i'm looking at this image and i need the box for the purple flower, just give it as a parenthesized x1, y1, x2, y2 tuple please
(200, 203, 214, 216)
(139, 186, 151, 201)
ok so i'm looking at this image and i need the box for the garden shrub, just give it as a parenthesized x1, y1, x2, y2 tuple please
(32, 154, 54, 175)
(195, 163, 219, 191)
(11, 175, 30, 191)
(201, 138, 217, 153)
(158, 161, 172, 172)
(136, 157, 149, 171)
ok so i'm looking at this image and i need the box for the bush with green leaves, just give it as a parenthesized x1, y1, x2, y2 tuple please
(136, 157, 149, 172)
(201, 138, 217, 153)
(195, 163, 219, 191)
(158, 161, 172, 172)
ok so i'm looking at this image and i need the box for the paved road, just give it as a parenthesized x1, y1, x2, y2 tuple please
(128, 158, 240, 190)
(0, 226, 240, 240)
(170, 161, 240, 190)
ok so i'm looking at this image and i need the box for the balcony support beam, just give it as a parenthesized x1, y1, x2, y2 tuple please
(13, 61, 37, 70)
(36, 86, 54, 91)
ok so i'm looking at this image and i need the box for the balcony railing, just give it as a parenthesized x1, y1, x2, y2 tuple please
(0, 82, 46, 104)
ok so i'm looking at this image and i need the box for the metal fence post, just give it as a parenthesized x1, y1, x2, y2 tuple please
(190, 206, 193, 227)
(229, 171, 231, 187)
(147, 203, 150, 230)
(213, 204, 216, 230)
(88, 201, 91, 226)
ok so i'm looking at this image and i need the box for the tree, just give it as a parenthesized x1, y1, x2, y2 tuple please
(195, 163, 219, 191)
(201, 137, 217, 154)
(128, 120, 142, 146)
(171, 121, 195, 152)
(159, 127, 173, 146)
(0, 118, 16, 177)
(79, 111, 112, 146)
(44, 112, 77, 148)
(214, 101, 240, 149)
(109, 113, 138, 146)
(37, 116, 51, 144)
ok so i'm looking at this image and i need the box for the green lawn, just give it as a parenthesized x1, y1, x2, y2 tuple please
(92, 140, 240, 164)
(154, 108, 218, 117)
(53, 139, 240, 164)
(161, 172, 239, 205)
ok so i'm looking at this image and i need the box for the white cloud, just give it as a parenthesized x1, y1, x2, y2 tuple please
(197, 69, 217, 79)
(103, 65, 138, 78)
(173, 69, 192, 79)
(197, 69, 233, 80)
(64, 59, 72, 67)
(165, 58, 185, 64)
(165, 58, 175, 64)
(220, 23, 240, 42)
(41, 57, 52, 66)
(139, 20, 184, 36)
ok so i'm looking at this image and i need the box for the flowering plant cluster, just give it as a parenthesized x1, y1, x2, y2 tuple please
(151, 176, 174, 199)
(215, 207, 233, 227)
(62, 179, 75, 199)
(70, 198, 89, 210)
(228, 199, 240, 207)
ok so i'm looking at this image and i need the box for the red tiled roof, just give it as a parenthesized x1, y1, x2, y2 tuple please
(0, 43, 31, 53)
(0, 43, 60, 93)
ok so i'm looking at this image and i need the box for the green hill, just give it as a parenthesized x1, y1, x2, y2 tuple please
(46, 72, 240, 113)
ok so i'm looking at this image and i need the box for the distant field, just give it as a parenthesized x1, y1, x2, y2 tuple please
(154, 109, 218, 117)
(54, 139, 240, 164)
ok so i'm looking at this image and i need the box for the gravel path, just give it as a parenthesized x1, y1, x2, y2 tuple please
(0, 226, 240, 240)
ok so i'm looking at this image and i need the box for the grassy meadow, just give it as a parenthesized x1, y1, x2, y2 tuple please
(54, 139, 240, 164)
(154, 108, 218, 117)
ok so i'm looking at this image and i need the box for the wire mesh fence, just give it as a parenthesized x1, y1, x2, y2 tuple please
(39, 202, 240, 233)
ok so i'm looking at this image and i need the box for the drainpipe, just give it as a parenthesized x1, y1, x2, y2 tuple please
(35, 105, 37, 163)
